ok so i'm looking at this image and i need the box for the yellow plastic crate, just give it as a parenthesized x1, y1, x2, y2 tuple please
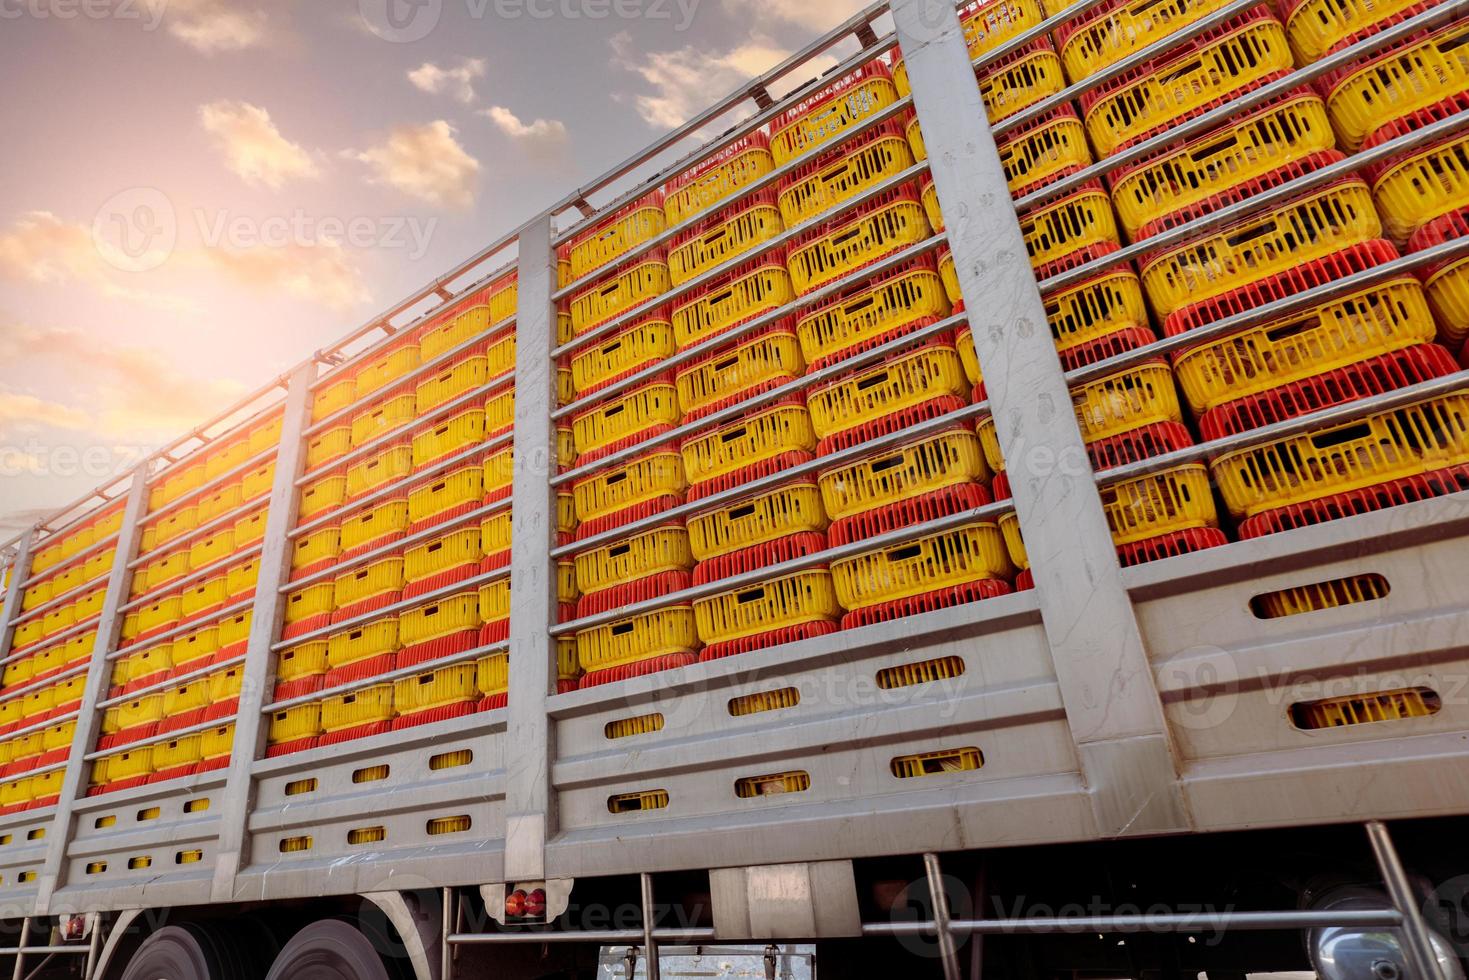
(687, 483, 828, 561)
(153, 507, 199, 550)
(780, 129, 917, 229)
(83, 546, 117, 585)
(922, 179, 943, 233)
(217, 611, 253, 650)
(681, 403, 817, 488)
(11, 619, 44, 652)
(2, 654, 35, 688)
(233, 509, 270, 549)
(305, 427, 352, 471)
(161, 679, 209, 719)
(20, 579, 54, 612)
(195, 483, 244, 525)
(569, 258, 672, 337)
(247, 415, 284, 456)
(40, 719, 75, 753)
(350, 393, 418, 447)
(808, 345, 969, 442)
(1426, 257, 1469, 349)
(1326, 21, 1469, 151)
(419, 305, 489, 362)
(668, 198, 785, 287)
(787, 193, 932, 296)
(675, 330, 804, 418)
(576, 608, 699, 671)
(327, 619, 400, 668)
(171, 626, 220, 672)
(51, 673, 86, 710)
(416, 353, 489, 414)
(19, 685, 57, 721)
(476, 651, 509, 696)
(894, 0, 1048, 95)
(276, 640, 329, 684)
(1212, 393, 1469, 518)
(117, 693, 165, 730)
(572, 383, 681, 460)
(188, 530, 235, 571)
(1140, 180, 1383, 319)
(0, 778, 32, 808)
(571, 318, 678, 397)
(664, 137, 776, 226)
(110, 647, 169, 696)
(408, 466, 484, 528)
(312, 373, 357, 424)
(225, 557, 260, 600)
(73, 587, 106, 622)
(693, 570, 840, 645)
(1174, 277, 1438, 414)
(819, 428, 990, 521)
(50, 563, 83, 597)
(412, 410, 486, 469)
(568, 193, 666, 281)
(478, 578, 510, 627)
(207, 665, 243, 703)
(399, 591, 481, 646)
(1072, 361, 1185, 444)
(1286, 0, 1423, 64)
(482, 445, 515, 500)
(1101, 464, 1218, 545)
(487, 274, 518, 325)
(100, 748, 154, 783)
(483, 385, 515, 436)
(574, 526, 693, 595)
(152, 733, 203, 772)
(769, 63, 900, 166)
(833, 523, 1011, 610)
(1046, 269, 1152, 357)
(356, 344, 421, 398)
(1111, 95, 1338, 240)
(1020, 187, 1119, 274)
(394, 662, 479, 714)
(136, 551, 187, 596)
(404, 528, 483, 585)
(199, 723, 233, 760)
(291, 526, 341, 572)
(204, 438, 252, 482)
(339, 499, 411, 554)
(977, 44, 1066, 127)
(41, 603, 76, 638)
(346, 445, 415, 499)
(135, 595, 181, 638)
(1084, 16, 1294, 156)
(572, 450, 688, 527)
(241, 461, 277, 502)
(282, 583, 335, 626)
(267, 704, 321, 744)
(156, 463, 206, 509)
(334, 557, 406, 610)
(180, 575, 228, 620)
(481, 511, 512, 558)
(1060, 0, 1238, 82)
(320, 685, 394, 732)
(794, 260, 953, 368)
(1372, 134, 1469, 244)
(30, 643, 65, 681)
(670, 260, 796, 350)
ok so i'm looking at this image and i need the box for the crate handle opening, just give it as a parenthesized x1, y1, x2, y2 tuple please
(604, 404, 625, 418)
(611, 622, 635, 636)
(609, 544, 631, 558)
(720, 426, 749, 443)
(737, 588, 766, 604)
(1226, 219, 1277, 248)
(1189, 132, 1241, 162)
(856, 370, 890, 391)
(713, 356, 739, 373)
(830, 226, 864, 247)
(1311, 422, 1373, 449)
(730, 503, 756, 520)
(842, 295, 877, 315)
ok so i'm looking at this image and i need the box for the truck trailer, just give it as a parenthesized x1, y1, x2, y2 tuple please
(2, 0, 1469, 975)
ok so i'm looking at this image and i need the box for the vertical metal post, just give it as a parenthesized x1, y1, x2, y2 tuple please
(209, 363, 315, 902)
(33, 469, 151, 914)
(640, 873, 661, 980)
(1366, 821, 1447, 980)
(440, 887, 454, 980)
(890, 0, 1189, 837)
(0, 532, 35, 662)
(505, 218, 557, 883)
(82, 913, 101, 980)
(8, 918, 28, 980)
(923, 854, 962, 980)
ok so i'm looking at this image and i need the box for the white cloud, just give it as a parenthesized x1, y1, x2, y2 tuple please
(191, 241, 372, 314)
(481, 106, 568, 155)
(408, 58, 488, 104)
(347, 121, 480, 210)
(723, 0, 871, 30)
(161, 0, 272, 53)
(610, 31, 797, 129)
(199, 100, 321, 189)
(0, 390, 92, 436)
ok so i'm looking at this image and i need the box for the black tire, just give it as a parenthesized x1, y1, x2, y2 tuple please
(121, 923, 269, 980)
(265, 920, 399, 980)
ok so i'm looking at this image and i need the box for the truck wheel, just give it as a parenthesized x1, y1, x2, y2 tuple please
(120, 924, 261, 980)
(265, 920, 400, 980)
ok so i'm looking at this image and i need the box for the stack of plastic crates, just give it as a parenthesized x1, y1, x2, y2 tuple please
(0, 502, 124, 813)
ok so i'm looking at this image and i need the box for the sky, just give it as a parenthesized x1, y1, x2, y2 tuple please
(0, 0, 871, 533)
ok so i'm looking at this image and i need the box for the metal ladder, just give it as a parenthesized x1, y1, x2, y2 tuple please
(3, 914, 100, 980)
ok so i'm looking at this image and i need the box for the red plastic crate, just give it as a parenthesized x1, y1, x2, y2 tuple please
(332, 592, 404, 624)
(573, 495, 686, 541)
(1087, 421, 1195, 472)
(1300, 0, 1442, 62)
(1240, 463, 1469, 537)
(399, 631, 480, 670)
(828, 483, 992, 548)
(323, 654, 396, 689)
(272, 676, 325, 701)
(1057, 326, 1159, 372)
(318, 721, 393, 746)
(577, 571, 693, 619)
(1199, 344, 1461, 439)
(265, 737, 318, 758)
(1360, 100, 1469, 185)
(280, 615, 333, 641)
(1034, 240, 1123, 285)
(578, 652, 701, 689)
(1115, 527, 1230, 566)
(841, 577, 1013, 630)
(816, 397, 970, 457)
(391, 701, 480, 731)
(691, 532, 829, 587)
(1163, 240, 1402, 336)
(686, 451, 818, 502)
(402, 563, 481, 601)
(147, 764, 198, 785)
(992, 471, 1012, 501)
(1407, 204, 1469, 266)
(1134, 150, 1348, 242)
(1000, 106, 1093, 199)
(698, 622, 841, 662)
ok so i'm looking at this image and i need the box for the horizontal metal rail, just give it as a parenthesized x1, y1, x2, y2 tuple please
(259, 639, 510, 715)
(303, 318, 517, 439)
(95, 653, 248, 711)
(83, 711, 238, 760)
(140, 442, 280, 532)
(0, 664, 90, 709)
(554, 498, 1009, 636)
(268, 565, 512, 652)
(861, 908, 1406, 937)
(119, 545, 265, 616)
(556, 398, 991, 557)
(1096, 371, 1469, 487)
(0, 614, 104, 669)
(108, 598, 254, 662)
(0, 946, 89, 956)
(283, 498, 513, 593)
(551, 92, 911, 303)
(1064, 236, 1469, 388)
(12, 531, 120, 596)
(0, 481, 130, 560)
(0, 708, 81, 746)
(449, 928, 717, 945)
(1033, 108, 1469, 296)
(126, 491, 271, 574)
(1009, 0, 1469, 215)
(968, 0, 1118, 75)
(289, 431, 515, 541)
(552, 159, 931, 364)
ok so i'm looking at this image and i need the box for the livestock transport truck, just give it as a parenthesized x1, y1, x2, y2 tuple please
(4, 0, 1469, 975)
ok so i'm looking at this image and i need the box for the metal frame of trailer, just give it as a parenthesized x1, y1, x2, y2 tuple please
(0, 0, 1468, 974)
